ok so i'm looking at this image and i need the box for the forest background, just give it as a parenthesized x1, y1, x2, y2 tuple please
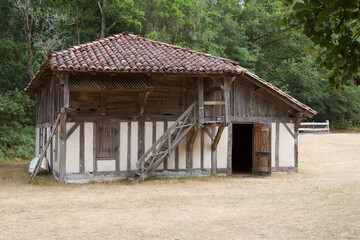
(1, 0, 359, 161)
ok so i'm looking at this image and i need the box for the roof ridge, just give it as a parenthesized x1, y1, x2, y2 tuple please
(52, 32, 239, 66)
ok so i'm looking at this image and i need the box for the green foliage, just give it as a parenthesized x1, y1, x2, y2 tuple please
(279, 0, 360, 88)
(0, 90, 35, 160)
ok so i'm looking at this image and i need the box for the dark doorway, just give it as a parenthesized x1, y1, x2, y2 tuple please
(232, 124, 253, 173)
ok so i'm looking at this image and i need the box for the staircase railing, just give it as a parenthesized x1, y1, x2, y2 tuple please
(136, 102, 198, 181)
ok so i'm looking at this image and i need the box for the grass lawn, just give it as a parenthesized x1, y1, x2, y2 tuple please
(0, 133, 359, 239)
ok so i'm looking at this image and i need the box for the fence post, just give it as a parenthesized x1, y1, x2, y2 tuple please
(326, 120, 329, 132)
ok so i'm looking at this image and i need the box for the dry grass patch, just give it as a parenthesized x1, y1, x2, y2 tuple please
(0, 133, 360, 239)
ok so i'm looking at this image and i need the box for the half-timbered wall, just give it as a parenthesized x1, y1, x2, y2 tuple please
(64, 121, 228, 179)
(33, 72, 301, 182)
(271, 122, 296, 171)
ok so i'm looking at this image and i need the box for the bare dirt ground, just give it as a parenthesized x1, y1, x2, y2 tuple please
(0, 133, 359, 240)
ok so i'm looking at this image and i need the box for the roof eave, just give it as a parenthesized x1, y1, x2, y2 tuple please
(24, 58, 50, 93)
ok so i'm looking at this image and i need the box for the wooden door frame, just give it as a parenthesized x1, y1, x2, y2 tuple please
(230, 122, 254, 175)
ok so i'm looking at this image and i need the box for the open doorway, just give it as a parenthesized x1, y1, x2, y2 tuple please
(232, 124, 253, 174)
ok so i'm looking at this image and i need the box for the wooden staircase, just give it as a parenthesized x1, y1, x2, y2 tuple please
(136, 102, 198, 181)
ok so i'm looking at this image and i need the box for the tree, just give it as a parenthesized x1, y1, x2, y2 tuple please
(279, 0, 360, 88)
(98, 0, 143, 39)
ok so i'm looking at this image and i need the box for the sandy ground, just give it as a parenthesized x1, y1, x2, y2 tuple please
(0, 133, 359, 240)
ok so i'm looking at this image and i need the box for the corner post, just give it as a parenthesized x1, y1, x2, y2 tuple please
(223, 77, 232, 124)
(58, 73, 69, 182)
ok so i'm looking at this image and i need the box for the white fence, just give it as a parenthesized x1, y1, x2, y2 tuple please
(299, 120, 330, 133)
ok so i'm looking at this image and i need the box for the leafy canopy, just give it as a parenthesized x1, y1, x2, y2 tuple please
(279, 0, 360, 88)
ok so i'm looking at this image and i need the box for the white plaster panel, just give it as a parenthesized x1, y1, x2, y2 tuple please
(217, 126, 228, 169)
(84, 123, 93, 172)
(279, 123, 295, 167)
(66, 123, 80, 173)
(271, 123, 276, 168)
(192, 131, 201, 169)
(130, 122, 138, 170)
(178, 137, 187, 169)
(120, 122, 128, 171)
(167, 121, 175, 170)
(144, 122, 153, 153)
(97, 160, 116, 172)
(203, 128, 212, 169)
(156, 121, 164, 170)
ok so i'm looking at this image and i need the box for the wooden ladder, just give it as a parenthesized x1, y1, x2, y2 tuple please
(136, 102, 198, 181)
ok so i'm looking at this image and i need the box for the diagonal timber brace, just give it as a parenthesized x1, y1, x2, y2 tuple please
(211, 124, 225, 151)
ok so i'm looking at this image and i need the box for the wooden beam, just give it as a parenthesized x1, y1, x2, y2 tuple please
(295, 117, 304, 133)
(204, 101, 225, 105)
(223, 77, 231, 124)
(203, 127, 213, 140)
(127, 122, 131, 172)
(138, 91, 151, 116)
(198, 77, 204, 124)
(282, 122, 295, 139)
(79, 123, 84, 173)
(231, 116, 296, 123)
(93, 123, 97, 175)
(211, 125, 225, 151)
(59, 112, 67, 140)
(275, 122, 280, 169)
(187, 127, 200, 152)
(65, 123, 80, 141)
(58, 73, 69, 140)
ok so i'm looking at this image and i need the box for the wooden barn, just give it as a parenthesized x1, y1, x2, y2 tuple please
(25, 32, 316, 183)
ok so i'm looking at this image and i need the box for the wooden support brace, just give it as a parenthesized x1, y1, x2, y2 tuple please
(138, 91, 151, 116)
(187, 127, 200, 152)
(211, 125, 225, 151)
(65, 123, 80, 141)
(29, 113, 63, 183)
(295, 117, 304, 133)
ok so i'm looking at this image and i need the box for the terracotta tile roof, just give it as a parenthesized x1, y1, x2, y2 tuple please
(25, 32, 316, 116)
(50, 32, 243, 73)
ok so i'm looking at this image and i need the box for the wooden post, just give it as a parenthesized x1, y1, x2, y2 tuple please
(223, 77, 231, 124)
(198, 77, 204, 124)
(211, 125, 225, 151)
(138, 91, 151, 116)
(79, 122, 84, 173)
(58, 73, 69, 182)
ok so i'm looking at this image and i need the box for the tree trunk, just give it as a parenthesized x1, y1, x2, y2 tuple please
(76, 5, 80, 44)
(24, 14, 34, 79)
(98, 0, 107, 39)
